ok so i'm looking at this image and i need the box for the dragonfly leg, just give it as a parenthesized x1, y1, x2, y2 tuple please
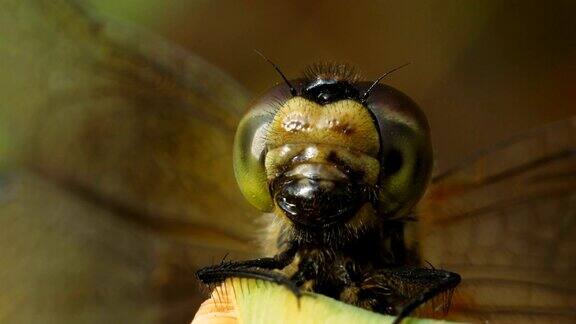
(357, 267, 460, 323)
(196, 244, 300, 296)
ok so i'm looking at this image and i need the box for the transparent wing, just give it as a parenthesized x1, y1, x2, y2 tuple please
(0, 0, 256, 323)
(418, 117, 576, 322)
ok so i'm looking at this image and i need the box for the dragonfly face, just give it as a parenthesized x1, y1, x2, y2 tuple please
(235, 64, 432, 236)
(198, 63, 461, 321)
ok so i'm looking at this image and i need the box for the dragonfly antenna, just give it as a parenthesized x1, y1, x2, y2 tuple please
(254, 50, 297, 97)
(360, 62, 411, 104)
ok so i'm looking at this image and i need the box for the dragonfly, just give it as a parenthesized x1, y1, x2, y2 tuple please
(0, 1, 574, 323)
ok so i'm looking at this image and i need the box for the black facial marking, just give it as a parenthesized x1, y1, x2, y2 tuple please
(301, 79, 360, 105)
(325, 152, 366, 182)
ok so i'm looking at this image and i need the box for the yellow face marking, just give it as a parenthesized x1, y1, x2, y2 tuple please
(267, 97, 380, 157)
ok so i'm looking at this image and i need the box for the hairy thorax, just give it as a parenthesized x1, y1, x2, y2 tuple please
(260, 211, 404, 293)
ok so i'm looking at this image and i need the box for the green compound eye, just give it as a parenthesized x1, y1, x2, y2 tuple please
(233, 108, 273, 211)
(233, 84, 290, 211)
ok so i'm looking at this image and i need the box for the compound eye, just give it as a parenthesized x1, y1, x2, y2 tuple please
(233, 84, 292, 211)
(362, 83, 433, 218)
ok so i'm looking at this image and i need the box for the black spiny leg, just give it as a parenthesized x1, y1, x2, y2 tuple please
(196, 244, 300, 296)
(359, 267, 461, 324)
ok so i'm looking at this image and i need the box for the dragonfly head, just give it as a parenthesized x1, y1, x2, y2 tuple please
(234, 63, 433, 230)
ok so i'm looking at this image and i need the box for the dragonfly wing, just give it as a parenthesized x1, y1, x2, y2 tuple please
(0, 0, 255, 323)
(419, 117, 576, 322)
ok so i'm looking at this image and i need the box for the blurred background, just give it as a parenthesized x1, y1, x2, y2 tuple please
(0, 1, 574, 323)
(88, 0, 575, 170)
